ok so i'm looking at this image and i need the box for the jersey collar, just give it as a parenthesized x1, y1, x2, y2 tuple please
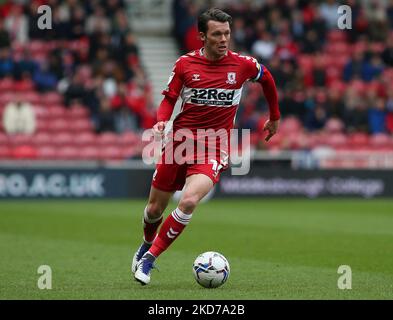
(199, 47, 229, 62)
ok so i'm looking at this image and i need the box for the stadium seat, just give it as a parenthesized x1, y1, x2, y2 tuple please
(118, 132, 140, 146)
(0, 78, 14, 92)
(28, 40, 47, 54)
(78, 147, 99, 160)
(12, 41, 25, 53)
(370, 42, 385, 53)
(386, 113, 393, 134)
(68, 39, 89, 52)
(122, 146, 138, 159)
(12, 145, 38, 159)
(13, 79, 35, 92)
(327, 30, 348, 42)
(69, 119, 94, 133)
(33, 132, 53, 146)
(35, 119, 52, 132)
(305, 134, 323, 149)
(97, 132, 119, 146)
(23, 92, 41, 105)
(47, 105, 67, 118)
(51, 132, 75, 146)
(279, 116, 302, 134)
(45, 40, 59, 51)
(330, 55, 349, 69)
(293, 132, 313, 150)
(324, 118, 344, 134)
(42, 92, 63, 106)
(0, 132, 9, 145)
(297, 54, 314, 71)
(354, 41, 369, 54)
(8, 134, 33, 147)
(30, 52, 47, 63)
(0, 93, 17, 105)
(328, 81, 347, 93)
(47, 119, 70, 132)
(326, 133, 348, 148)
(326, 67, 342, 86)
(348, 132, 369, 147)
(30, 51, 48, 65)
(382, 69, 393, 82)
(33, 105, 50, 119)
(99, 146, 123, 160)
(325, 42, 350, 55)
(348, 80, 367, 94)
(37, 146, 57, 160)
(68, 106, 89, 119)
(264, 131, 285, 149)
(369, 133, 392, 148)
(57, 146, 79, 160)
(11, 50, 23, 60)
(74, 132, 97, 146)
(0, 146, 11, 159)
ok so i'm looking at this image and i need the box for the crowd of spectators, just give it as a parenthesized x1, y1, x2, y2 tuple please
(0, 0, 155, 136)
(173, 0, 393, 143)
(1, 0, 393, 160)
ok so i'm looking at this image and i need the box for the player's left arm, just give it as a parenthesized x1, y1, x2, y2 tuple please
(256, 66, 280, 141)
(246, 59, 281, 141)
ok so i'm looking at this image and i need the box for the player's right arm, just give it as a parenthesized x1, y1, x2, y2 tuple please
(153, 58, 185, 136)
(153, 96, 176, 136)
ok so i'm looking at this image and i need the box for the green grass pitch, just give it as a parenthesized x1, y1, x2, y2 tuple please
(1, 199, 392, 300)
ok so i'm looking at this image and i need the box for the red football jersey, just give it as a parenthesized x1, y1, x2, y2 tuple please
(162, 48, 264, 133)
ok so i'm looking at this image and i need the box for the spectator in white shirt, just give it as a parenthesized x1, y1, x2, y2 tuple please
(319, 0, 340, 30)
(3, 100, 36, 135)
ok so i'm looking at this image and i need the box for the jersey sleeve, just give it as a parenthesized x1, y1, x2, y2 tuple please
(162, 58, 185, 100)
(257, 67, 280, 121)
(241, 55, 264, 82)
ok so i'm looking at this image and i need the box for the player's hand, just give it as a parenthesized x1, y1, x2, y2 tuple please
(263, 119, 279, 142)
(152, 121, 167, 137)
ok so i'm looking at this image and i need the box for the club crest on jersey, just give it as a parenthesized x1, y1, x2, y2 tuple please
(192, 74, 201, 81)
(226, 72, 237, 84)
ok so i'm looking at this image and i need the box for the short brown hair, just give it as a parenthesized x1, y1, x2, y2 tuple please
(198, 8, 232, 34)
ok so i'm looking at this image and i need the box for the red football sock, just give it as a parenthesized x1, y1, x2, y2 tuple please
(149, 208, 192, 258)
(143, 207, 163, 244)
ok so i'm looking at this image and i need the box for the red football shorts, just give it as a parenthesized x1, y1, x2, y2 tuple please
(151, 161, 227, 192)
(151, 135, 229, 192)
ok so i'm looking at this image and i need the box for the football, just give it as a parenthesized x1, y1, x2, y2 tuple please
(192, 251, 230, 288)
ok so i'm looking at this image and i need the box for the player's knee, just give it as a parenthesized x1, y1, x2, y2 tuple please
(178, 194, 199, 213)
(146, 202, 164, 219)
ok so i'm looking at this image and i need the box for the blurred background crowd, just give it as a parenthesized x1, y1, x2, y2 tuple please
(174, 0, 393, 151)
(0, 0, 392, 161)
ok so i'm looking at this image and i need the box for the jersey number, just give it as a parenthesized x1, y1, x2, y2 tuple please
(210, 159, 223, 178)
